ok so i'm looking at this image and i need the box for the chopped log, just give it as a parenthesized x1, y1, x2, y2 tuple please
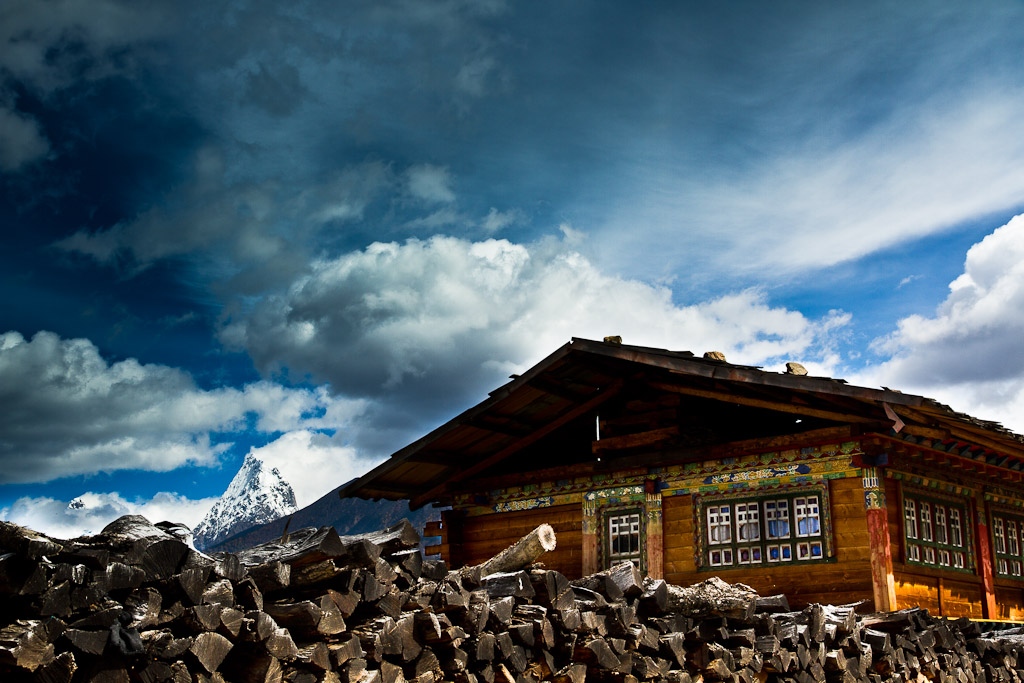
(483, 571, 536, 600)
(638, 578, 669, 617)
(575, 637, 623, 670)
(329, 635, 364, 666)
(34, 650, 78, 683)
(190, 632, 233, 674)
(572, 562, 642, 602)
(141, 630, 193, 660)
(664, 577, 757, 620)
(263, 601, 323, 640)
(185, 604, 224, 633)
(139, 539, 190, 580)
(104, 562, 147, 591)
(318, 594, 347, 635)
(40, 581, 73, 618)
(177, 566, 211, 605)
(64, 628, 108, 656)
(235, 578, 264, 611)
(249, 561, 291, 594)
(1, 619, 55, 671)
(219, 607, 245, 639)
(488, 596, 515, 630)
(326, 588, 361, 619)
(202, 579, 235, 608)
(552, 663, 587, 683)
(529, 569, 575, 611)
(124, 587, 163, 629)
(233, 526, 363, 569)
(347, 520, 422, 556)
(293, 559, 347, 588)
(215, 554, 247, 582)
(463, 525, 556, 580)
(755, 594, 791, 614)
(263, 628, 298, 660)
(391, 548, 424, 584)
(296, 641, 332, 670)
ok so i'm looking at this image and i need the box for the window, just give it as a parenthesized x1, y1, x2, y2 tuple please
(902, 492, 970, 572)
(992, 512, 1024, 579)
(700, 488, 829, 568)
(607, 511, 642, 567)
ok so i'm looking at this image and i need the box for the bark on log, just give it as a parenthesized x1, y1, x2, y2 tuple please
(463, 524, 556, 579)
(664, 577, 758, 620)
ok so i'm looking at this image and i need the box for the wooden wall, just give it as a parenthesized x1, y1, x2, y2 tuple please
(885, 479, 986, 618)
(662, 493, 695, 577)
(993, 582, 1024, 621)
(457, 503, 583, 578)
(662, 477, 874, 608)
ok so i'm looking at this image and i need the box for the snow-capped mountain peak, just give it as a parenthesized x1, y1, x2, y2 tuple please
(193, 452, 297, 550)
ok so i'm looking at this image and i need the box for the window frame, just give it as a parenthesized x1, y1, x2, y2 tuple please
(899, 487, 973, 574)
(694, 483, 833, 571)
(600, 505, 646, 571)
(990, 508, 1024, 580)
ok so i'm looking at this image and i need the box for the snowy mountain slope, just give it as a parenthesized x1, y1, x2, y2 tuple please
(192, 452, 297, 550)
(205, 486, 439, 554)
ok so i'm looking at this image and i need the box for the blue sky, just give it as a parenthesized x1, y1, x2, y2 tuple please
(3, 1, 1024, 537)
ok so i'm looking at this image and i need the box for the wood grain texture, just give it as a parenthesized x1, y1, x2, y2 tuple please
(459, 504, 582, 578)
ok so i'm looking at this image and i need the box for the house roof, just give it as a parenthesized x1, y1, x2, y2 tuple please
(338, 337, 1024, 508)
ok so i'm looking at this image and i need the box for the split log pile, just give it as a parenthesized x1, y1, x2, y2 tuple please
(3, 515, 1024, 683)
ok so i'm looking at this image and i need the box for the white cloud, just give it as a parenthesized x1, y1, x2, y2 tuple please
(247, 430, 384, 508)
(1, 491, 218, 540)
(600, 84, 1024, 281)
(0, 330, 363, 484)
(221, 235, 847, 421)
(856, 214, 1024, 433)
(0, 106, 49, 171)
(481, 207, 521, 234)
(405, 164, 456, 204)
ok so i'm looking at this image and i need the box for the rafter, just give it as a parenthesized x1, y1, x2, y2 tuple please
(648, 381, 880, 424)
(411, 378, 625, 508)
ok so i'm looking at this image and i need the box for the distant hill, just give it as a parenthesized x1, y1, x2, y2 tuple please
(206, 484, 440, 553)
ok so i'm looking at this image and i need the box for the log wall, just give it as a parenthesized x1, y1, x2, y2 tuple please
(993, 581, 1024, 620)
(662, 477, 875, 608)
(458, 503, 583, 578)
(885, 479, 987, 618)
(661, 493, 695, 578)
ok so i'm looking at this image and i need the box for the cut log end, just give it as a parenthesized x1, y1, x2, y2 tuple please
(536, 524, 557, 552)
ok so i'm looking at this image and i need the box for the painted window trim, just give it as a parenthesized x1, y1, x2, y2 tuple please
(600, 504, 647, 572)
(899, 485, 974, 575)
(990, 507, 1024, 580)
(692, 482, 834, 571)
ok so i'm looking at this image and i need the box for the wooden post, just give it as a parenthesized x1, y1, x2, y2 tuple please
(975, 498, 997, 619)
(581, 498, 599, 576)
(863, 468, 896, 612)
(645, 492, 664, 579)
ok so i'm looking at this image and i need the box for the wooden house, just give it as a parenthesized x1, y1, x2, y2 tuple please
(338, 337, 1024, 619)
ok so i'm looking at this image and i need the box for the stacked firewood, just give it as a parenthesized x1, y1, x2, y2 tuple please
(2, 515, 1024, 683)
